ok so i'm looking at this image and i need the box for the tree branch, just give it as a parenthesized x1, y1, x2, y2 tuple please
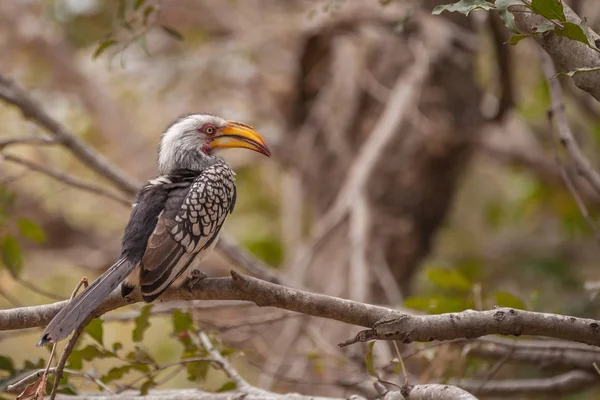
(3, 272, 600, 354)
(339, 307, 600, 348)
(0, 74, 141, 194)
(1, 153, 131, 206)
(374, 381, 478, 400)
(513, 2, 600, 101)
(540, 50, 600, 198)
(464, 336, 600, 371)
(454, 370, 599, 397)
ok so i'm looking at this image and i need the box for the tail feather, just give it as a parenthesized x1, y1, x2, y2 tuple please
(38, 258, 135, 346)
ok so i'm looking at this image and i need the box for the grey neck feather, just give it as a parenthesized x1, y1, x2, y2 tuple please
(157, 131, 226, 175)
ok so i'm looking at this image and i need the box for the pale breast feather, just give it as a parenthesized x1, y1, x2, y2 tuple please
(170, 163, 236, 254)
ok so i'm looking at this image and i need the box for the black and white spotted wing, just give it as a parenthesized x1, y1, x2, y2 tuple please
(138, 163, 236, 302)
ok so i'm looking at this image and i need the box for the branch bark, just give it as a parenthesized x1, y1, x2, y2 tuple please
(465, 336, 600, 371)
(454, 370, 599, 397)
(513, 2, 600, 101)
(3, 272, 600, 354)
(339, 307, 600, 348)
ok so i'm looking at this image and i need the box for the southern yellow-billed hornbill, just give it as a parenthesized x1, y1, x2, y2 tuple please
(38, 114, 270, 345)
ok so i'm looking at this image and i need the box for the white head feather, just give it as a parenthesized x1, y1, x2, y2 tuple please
(157, 114, 227, 175)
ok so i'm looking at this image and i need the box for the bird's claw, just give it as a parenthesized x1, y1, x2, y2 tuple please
(121, 282, 136, 302)
(183, 269, 207, 292)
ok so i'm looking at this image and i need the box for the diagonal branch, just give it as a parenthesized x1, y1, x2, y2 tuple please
(540, 50, 600, 197)
(1, 153, 131, 206)
(0, 74, 141, 194)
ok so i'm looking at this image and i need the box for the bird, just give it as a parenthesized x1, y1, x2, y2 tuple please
(38, 113, 271, 346)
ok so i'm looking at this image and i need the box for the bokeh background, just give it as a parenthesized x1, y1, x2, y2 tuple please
(1, 0, 600, 398)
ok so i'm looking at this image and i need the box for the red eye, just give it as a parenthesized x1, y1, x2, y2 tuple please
(201, 124, 216, 136)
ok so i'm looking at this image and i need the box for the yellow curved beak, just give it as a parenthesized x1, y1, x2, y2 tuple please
(209, 121, 271, 157)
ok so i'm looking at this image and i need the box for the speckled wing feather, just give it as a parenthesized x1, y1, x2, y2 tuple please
(139, 163, 236, 302)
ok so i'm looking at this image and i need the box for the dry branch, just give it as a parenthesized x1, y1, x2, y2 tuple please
(1, 153, 131, 205)
(3, 272, 600, 355)
(339, 307, 600, 348)
(455, 370, 599, 397)
(540, 50, 600, 199)
(465, 336, 600, 371)
(0, 74, 140, 194)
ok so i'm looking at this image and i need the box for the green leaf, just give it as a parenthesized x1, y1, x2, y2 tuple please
(495, 0, 523, 32)
(494, 291, 526, 309)
(56, 381, 77, 395)
(160, 25, 184, 41)
(555, 66, 600, 77)
(186, 360, 209, 382)
(217, 381, 237, 392)
(173, 309, 194, 334)
(133, 304, 153, 342)
(112, 342, 123, 353)
(533, 22, 555, 33)
(84, 318, 104, 345)
(404, 295, 472, 314)
(506, 34, 530, 45)
(0, 356, 15, 374)
(1, 235, 23, 277)
(117, 0, 126, 19)
(365, 341, 379, 378)
(93, 39, 117, 59)
(22, 358, 46, 371)
(432, 0, 494, 16)
(403, 296, 433, 312)
(127, 346, 156, 366)
(426, 268, 471, 291)
(142, 6, 155, 25)
(67, 345, 113, 370)
(555, 22, 590, 46)
(140, 379, 155, 395)
(139, 35, 151, 57)
(133, 0, 146, 10)
(531, 0, 565, 22)
(101, 364, 150, 384)
(17, 218, 46, 243)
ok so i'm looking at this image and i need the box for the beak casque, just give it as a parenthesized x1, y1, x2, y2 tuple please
(209, 121, 271, 157)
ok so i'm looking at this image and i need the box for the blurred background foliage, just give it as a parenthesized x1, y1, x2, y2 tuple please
(1, 0, 600, 398)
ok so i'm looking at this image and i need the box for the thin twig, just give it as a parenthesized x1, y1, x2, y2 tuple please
(541, 48, 600, 243)
(288, 41, 431, 280)
(0, 136, 56, 149)
(14, 276, 66, 301)
(49, 317, 89, 400)
(0, 73, 140, 194)
(7, 367, 113, 394)
(49, 277, 90, 400)
(117, 357, 216, 394)
(473, 347, 515, 395)
(540, 50, 600, 197)
(0, 286, 21, 307)
(197, 331, 252, 390)
(1, 153, 131, 205)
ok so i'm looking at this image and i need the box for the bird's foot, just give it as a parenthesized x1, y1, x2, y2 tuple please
(121, 282, 136, 302)
(183, 269, 207, 292)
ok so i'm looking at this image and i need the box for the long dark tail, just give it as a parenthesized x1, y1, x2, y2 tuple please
(38, 258, 135, 346)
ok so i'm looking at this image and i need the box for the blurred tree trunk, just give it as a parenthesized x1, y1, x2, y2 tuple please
(252, 2, 486, 395)
(282, 2, 484, 300)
